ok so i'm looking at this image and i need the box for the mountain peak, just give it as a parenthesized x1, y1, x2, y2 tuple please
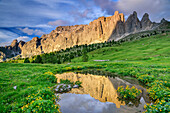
(11, 39, 18, 48)
(141, 13, 152, 30)
(133, 11, 137, 16)
(161, 18, 168, 23)
(114, 11, 119, 15)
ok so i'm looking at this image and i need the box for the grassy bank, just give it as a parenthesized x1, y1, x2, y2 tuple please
(0, 63, 60, 112)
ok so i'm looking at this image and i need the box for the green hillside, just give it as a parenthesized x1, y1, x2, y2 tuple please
(72, 33, 170, 63)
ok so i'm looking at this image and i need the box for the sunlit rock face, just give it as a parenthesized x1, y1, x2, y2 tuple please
(22, 11, 125, 57)
(21, 11, 155, 57)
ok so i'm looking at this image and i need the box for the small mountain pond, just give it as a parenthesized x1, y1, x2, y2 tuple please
(55, 69, 150, 113)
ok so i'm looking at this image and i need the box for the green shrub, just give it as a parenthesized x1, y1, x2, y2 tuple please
(22, 99, 60, 113)
(34, 55, 42, 63)
(144, 80, 170, 113)
(65, 67, 72, 71)
(147, 80, 170, 101)
(75, 81, 82, 87)
(144, 99, 170, 113)
(21, 88, 60, 113)
(163, 81, 170, 88)
(137, 74, 155, 84)
(77, 66, 83, 70)
(26, 88, 57, 103)
(117, 85, 142, 100)
(60, 79, 73, 84)
(82, 48, 89, 62)
(24, 58, 30, 63)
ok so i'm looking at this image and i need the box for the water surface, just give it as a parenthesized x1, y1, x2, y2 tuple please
(55, 71, 149, 113)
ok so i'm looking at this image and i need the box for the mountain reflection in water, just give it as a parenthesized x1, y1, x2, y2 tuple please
(55, 72, 150, 113)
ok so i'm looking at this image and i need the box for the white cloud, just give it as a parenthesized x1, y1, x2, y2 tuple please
(19, 28, 34, 35)
(48, 20, 69, 26)
(33, 0, 75, 7)
(0, 29, 19, 46)
(0, 36, 30, 47)
(35, 24, 53, 28)
(19, 27, 45, 36)
(34, 29, 45, 35)
(0, 31, 15, 40)
(0, 42, 11, 47)
(17, 36, 30, 42)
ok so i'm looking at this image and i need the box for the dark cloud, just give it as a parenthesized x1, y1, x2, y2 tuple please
(93, 0, 170, 22)
(93, 0, 117, 15)
(116, 0, 170, 21)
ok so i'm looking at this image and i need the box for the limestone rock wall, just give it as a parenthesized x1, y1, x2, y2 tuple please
(21, 11, 154, 57)
(21, 11, 125, 57)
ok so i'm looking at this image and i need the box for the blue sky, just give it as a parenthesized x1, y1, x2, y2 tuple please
(0, 0, 170, 46)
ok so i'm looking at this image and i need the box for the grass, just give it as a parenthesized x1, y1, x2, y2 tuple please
(0, 33, 170, 112)
(0, 63, 60, 112)
(72, 34, 170, 63)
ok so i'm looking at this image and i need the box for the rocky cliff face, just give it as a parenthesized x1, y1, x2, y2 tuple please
(125, 11, 141, 33)
(0, 11, 160, 58)
(22, 11, 126, 57)
(21, 11, 155, 57)
(141, 13, 153, 30)
(0, 39, 25, 60)
(109, 11, 154, 41)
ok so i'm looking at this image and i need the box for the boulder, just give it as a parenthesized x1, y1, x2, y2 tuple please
(54, 84, 73, 93)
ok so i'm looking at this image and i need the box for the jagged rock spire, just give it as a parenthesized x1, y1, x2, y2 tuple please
(125, 11, 141, 33)
(141, 13, 153, 30)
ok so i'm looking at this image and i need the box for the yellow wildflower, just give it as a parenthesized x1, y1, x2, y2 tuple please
(144, 105, 147, 109)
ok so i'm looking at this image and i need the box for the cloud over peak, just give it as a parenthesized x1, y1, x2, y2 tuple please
(17, 36, 30, 42)
(19, 27, 45, 36)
